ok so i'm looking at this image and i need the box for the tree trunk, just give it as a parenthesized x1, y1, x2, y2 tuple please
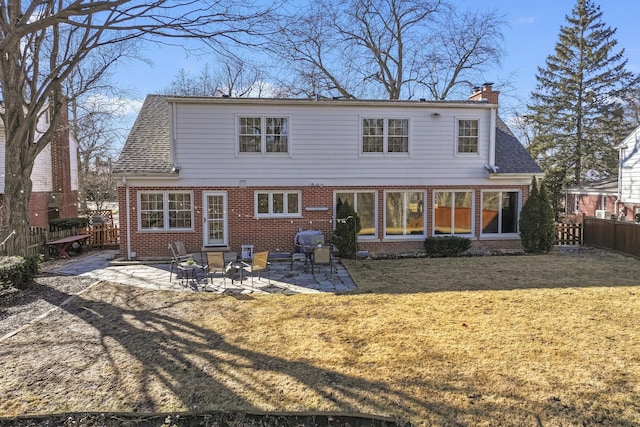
(4, 153, 35, 257)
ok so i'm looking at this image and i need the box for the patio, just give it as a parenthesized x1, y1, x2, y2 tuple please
(42, 250, 356, 295)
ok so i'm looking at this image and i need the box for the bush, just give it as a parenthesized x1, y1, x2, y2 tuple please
(49, 217, 88, 231)
(519, 177, 556, 254)
(0, 255, 41, 290)
(424, 236, 471, 257)
(333, 200, 361, 259)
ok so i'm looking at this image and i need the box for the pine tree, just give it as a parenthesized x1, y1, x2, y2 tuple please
(519, 178, 556, 254)
(526, 0, 640, 214)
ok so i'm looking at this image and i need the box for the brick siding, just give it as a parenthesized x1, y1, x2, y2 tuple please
(119, 184, 530, 259)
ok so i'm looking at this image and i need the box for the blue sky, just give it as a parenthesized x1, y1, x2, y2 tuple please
(113, 0, 640, 119)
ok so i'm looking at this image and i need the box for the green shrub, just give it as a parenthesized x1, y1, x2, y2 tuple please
(0, 255, 41, 290)
(424, 236, 471, 257)
(49, 217, 88, 231)
(519, 177, 556, 254)
(333, 200, 361, 259)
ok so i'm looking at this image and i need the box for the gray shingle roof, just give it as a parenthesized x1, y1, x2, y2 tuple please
(566, 176, 618, 194)
(113, 95, 172, 175)
(114, 95, 542, 177)
(494, 116, 542, 174)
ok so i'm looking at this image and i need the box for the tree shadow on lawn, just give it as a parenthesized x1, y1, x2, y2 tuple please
(2, 282, 636, 425)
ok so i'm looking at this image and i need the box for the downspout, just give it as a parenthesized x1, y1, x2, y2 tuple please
(615, 145, 624, 219)
(124, 175, 132, 260)
(489, 107, 496, 166)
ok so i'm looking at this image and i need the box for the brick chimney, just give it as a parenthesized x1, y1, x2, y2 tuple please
(469, 82, 500, 104)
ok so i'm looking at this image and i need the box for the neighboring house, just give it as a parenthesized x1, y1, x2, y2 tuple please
(565, 177, 618, 219)
(113, 84, 542, 260)
(0, 102, 79, 229)
(618, 124, 640, 221)
(565, 124, 640, 222)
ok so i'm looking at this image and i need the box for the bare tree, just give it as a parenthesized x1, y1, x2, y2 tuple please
(0, 0, 273, 256)
(162, 56, 274, 97)
(267, 0, 506, 100)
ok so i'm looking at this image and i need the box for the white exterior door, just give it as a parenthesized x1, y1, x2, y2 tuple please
(203, 192, 228, 246)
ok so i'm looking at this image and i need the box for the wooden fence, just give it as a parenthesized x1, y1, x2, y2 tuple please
(555, 222, 582, 245)
(583, 217, 640, 258)
(0, 223, 119, 258)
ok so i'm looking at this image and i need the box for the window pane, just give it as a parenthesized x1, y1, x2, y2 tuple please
(458, 119, 478, 153)
(363, 118, 384, 152)
(501, 192, 518, 233)
(454, 192, 472, 234)
(357, 193, 375, 236)
(287, 193, 299, 214)
(385, 192, 404, 235)
(388, 119, 408, 152)
(434, 192, 452, 234)
(482, 192, 499, 233)
(257, 193, 269, 214)
(239, 117, 261, 152)
(168, 193, 192, 228)
(140, 193, 164, 229)
(273, 193, 284, 214)
(336, 193, 355, 209)
(406, 192, 424, 235)
(266, 118, 288, 153)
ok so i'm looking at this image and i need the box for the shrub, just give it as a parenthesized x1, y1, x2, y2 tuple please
(333, 200, 361, 259)
(0, 255, 41, 290)
(424, 236, 471, 257)
(49, 217, 88, 231)
(519, 177, 556, 254)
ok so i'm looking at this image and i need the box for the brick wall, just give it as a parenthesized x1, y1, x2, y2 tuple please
(28, 192, 50, 229)
(119, 184, 530, 259)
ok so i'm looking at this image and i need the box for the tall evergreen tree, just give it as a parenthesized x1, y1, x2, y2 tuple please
(519, 178, 556, 254)
(526, 0, 640, 214)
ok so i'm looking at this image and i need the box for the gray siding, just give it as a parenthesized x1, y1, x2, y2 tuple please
(172, 102, 493, 187)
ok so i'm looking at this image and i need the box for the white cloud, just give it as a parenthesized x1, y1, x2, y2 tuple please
(84, 94, 144, 117)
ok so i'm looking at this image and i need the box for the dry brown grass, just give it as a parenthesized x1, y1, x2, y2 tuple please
(1, 248, 639, 426)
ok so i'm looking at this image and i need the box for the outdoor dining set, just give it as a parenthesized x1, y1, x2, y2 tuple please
(168, 230, 336, 290)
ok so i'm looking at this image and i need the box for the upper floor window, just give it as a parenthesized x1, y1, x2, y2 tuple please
(255, 191, 301, 217)
(239, 117, 288, 153)
(457, 119, 478, 153)
(139, 191, 193, 231)
(481, 191, 519, 235)
(362, 118, 409, 153)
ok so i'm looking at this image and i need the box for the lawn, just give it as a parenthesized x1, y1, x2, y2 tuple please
(1, 248, 639, 426)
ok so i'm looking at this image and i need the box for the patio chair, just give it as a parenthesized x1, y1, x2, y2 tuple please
(204, 251, 229, 289)
(245, 251, 270, 285)
(169, 243, 189, 283)
(174, 241, 196, 260)
(312, 245, 335, 278)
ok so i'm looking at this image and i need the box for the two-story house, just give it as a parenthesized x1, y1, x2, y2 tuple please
(565, 124, 640, 221)
(113, 84, 542, 260)
(0, 102, 79, 229)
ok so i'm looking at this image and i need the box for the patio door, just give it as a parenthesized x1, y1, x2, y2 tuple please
(203, 192, 228, 247)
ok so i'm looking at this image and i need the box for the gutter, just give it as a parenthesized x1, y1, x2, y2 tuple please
(124, 175, 132, 260)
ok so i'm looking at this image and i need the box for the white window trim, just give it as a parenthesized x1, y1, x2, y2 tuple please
(236, 115, 290, 155)
(360, 116, 411, 156)
(454, 117, 481, 156)
(479, 189, 521, 238)
(382, 190, 426, 240)
(138, 190, 194, 232)
(254, 190, 302, 218)
(334, 190, 379, 240)
(432, 189, 475, 238)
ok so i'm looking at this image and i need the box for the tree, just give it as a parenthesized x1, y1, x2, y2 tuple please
(519, 177, 556, 254)
(267, 0, 506, 100)
(162, 57, 278, 97)
(334, 199, 361, 259)
(0, 0, 272, 256)
(526, 0, 640, 209)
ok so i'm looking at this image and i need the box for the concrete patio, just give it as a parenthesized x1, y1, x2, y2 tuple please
(42, 250, 356, 295)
